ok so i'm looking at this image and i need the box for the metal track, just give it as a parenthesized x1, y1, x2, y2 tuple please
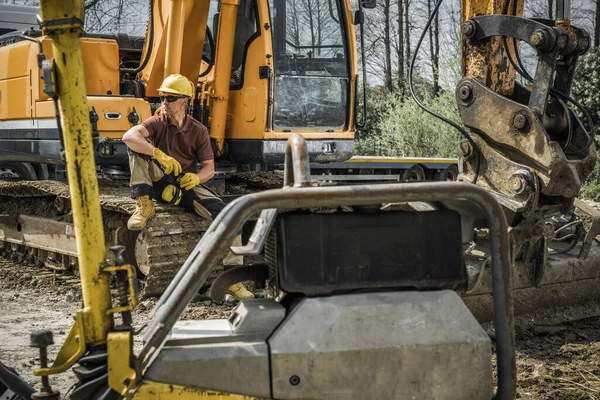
(0, 180, 210, 298)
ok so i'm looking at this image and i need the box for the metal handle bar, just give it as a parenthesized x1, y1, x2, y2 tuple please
(140, 181, 516, 399)
(284, 133, 311, 188)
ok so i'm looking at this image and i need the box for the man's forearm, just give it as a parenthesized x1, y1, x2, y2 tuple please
(125, 136, 155, 155)
(122, 126, 155, 156)
(197, 168, 214, 184)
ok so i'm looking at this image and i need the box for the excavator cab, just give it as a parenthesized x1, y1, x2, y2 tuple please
(140, 0, 359, 165)
(269, 0, 350, 132)
(133, 134, 516, 400)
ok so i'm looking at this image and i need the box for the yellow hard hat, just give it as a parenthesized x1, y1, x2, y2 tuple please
(158, 74, 194, 97)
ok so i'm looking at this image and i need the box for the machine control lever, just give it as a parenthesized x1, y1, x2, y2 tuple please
(30, 330, 60, 399)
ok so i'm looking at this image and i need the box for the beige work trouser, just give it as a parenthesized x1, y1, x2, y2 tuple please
(129, 151, 243, 266)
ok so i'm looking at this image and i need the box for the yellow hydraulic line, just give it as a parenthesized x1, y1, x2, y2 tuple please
(165, 0, 186, 76)
(39, 0, 113, 343)
(211, 0, 240, 156)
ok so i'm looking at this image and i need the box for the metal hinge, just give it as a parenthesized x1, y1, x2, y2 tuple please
(259, 66, 272, 79)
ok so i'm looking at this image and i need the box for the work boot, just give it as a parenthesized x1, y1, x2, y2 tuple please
(127, 195, 155, 231)
(226, 282, 254, 301)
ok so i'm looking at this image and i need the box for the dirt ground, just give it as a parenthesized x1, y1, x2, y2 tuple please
(1, 258, 599, 399)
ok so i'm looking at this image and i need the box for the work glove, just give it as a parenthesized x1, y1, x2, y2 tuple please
(153, 148, 182, 176)
(179, 172, 201, 190)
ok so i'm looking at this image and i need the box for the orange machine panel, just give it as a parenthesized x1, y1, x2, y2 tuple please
(89, 96, 152, 139)
(35, 96, 152, 139)
(36, 36, 120, 100)
(0, 41, 33, 120)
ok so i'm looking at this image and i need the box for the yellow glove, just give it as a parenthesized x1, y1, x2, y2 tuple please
(179, 172, 201, 190)
(153, 148, 182, 176)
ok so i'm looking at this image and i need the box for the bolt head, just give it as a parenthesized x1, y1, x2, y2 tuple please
(509, 175, 527, 194)
(530, 31, 546, 48)
(458, 84, 473, 102)
(462, 21, 476, 37)
(459, 139, 473, 158)
(513, 113, 528, 130)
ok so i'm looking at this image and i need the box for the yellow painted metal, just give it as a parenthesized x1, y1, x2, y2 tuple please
(220, 0, 357, 143)
(140, 0, 210, 96)
(218, 0, 269, 141)
(107, 331, 137, 396)
(165, 0, 185, 76)
(461, 0, 524, 95)
(344, 0, 358, 132)
(210, 0, 241, 156)
(130, 381, 263, 399)
(33, 311, 87, 376)
(104, 264, 140, 315)
(39, 0, 113, 344)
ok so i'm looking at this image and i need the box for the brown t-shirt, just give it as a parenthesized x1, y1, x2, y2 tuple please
(142, 114, 213, 174)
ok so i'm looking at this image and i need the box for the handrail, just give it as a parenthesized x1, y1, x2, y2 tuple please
(284, 133, 311, 187)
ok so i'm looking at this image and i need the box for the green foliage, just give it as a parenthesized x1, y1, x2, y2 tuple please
(356, 89, 461, 158)
(574, 49, 600, 199)
(581, 158, 600, 200)
(572, 48, 600, 127)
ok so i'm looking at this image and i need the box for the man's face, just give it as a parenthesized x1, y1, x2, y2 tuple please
(159, 91, 188, 117)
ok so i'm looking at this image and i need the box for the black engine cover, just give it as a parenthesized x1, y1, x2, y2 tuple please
(275, 209, 466, 296)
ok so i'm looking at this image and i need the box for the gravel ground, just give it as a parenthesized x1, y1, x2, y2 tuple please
(0, 257, 599, 399)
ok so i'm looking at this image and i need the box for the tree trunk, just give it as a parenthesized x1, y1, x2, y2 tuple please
(397, 0, 405, 98)
(384, 0, 393, 91)
(547, 0, 554, 19)
(427, 0, 436, 97)
(404, 0, 411, 78)
(594, 0, 600, 47)
(433, 0, 439, 96)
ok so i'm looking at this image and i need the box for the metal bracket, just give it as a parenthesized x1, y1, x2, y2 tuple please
(41, 59, 57, 99)
(230, 208, 278, 256)
(90, 106, 99, 138)
(259, 65, 272, 79)
(107, 331, 136, 396)
(465, 15, 557, 51)
(33, 311, 86, 376)
(103, 264, 140, 315)
(39, 17, 84, 30)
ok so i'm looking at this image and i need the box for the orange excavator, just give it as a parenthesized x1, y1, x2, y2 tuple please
(0, 0, 386, 295)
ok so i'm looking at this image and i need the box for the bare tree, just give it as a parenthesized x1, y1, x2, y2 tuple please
(427, 0, 439, 96)
(397, 0, 405, 96)
(594, 0, 600, 47)
(383, 0, 394, 91)
(404, 0, 411, 78)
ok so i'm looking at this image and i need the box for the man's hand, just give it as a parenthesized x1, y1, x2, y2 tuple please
(153, 148, 182, 176)
(179, 172, 201, 190)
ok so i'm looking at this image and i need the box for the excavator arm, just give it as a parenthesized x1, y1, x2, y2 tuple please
(456, 0, 600, 319)
(458, 0, 595, 216)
